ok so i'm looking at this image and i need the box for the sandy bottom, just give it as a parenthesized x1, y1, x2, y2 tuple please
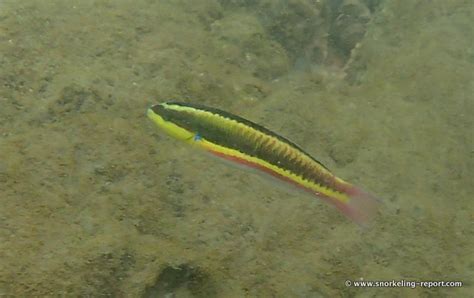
(0, 1, 472, 296)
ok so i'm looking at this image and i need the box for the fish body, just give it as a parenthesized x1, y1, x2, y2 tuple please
(147, 102, 378, 225)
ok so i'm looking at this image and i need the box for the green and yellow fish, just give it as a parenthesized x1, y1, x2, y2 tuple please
(147, 102, 379, 225)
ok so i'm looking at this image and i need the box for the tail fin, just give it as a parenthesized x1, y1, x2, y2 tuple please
(344, 185, 380, 226)
(325, 185, 380, 227)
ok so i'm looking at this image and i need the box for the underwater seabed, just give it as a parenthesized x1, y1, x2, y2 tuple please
(0, 0, 472, 296)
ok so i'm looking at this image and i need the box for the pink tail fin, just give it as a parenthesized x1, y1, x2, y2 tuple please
(327, 185, 380, 227)
(344, 186, 380, 226)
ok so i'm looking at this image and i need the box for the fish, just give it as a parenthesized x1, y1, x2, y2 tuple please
(147, 102, 379, 225)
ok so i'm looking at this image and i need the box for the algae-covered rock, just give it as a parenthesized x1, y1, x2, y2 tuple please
(330, 0, 371, 56)
(216, 0, 375, 70)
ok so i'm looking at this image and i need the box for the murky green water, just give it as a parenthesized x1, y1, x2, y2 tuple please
(1, 0, 472, 296)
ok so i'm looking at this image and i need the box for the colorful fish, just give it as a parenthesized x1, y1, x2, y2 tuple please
(147, 102, 379, 225)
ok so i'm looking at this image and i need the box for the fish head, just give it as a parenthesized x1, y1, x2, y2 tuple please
(147, 103, 197, 143)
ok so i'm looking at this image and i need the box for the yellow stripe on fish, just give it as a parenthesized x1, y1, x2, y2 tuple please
(147, 102, 379, 225)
